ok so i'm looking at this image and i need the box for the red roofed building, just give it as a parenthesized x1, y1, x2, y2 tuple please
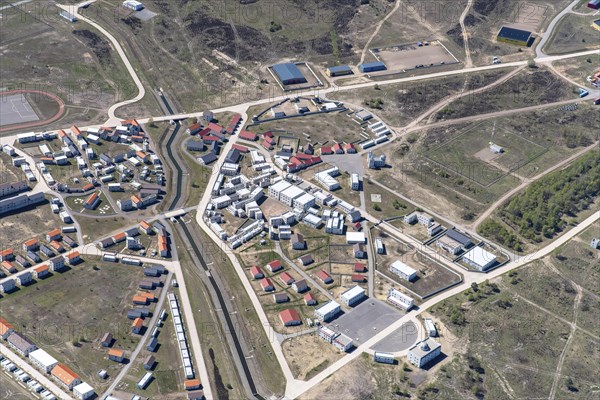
(70, 125, 81, 137)
(226, 114, 241, 134)
(316, 270, 333, 284)
(279, 309, 302, 326)
(354, 262, 367, 273)
(82, 183, 95, 192)
(23, 239, 39, 252)
(33, 264, 49, 279)
(0, 248, 14, 262)
(250, 266, 264, 279)
(0, 317, 15, 339)
(239, 131, 257, 141)
(84, 192, 100, 210)
(51, 363, 81, 390)
(64, 251, 81, 265)
(232, 144, 248, 153)
(139, 220, 152, 234)
(46, 229, 62, 242)
(304, 293, 317, 306)
(260, 278, 274, 292)
(265, 136, 275, 145)
(208, 122, 224, 133)
(112, 232, 126, 243)
(279, 272, 295, 285)
(261, 140, 273, 150)
(344, 143, 356, 153)
(198, 127, 212, 137)
(132, 318, 144, 334)
(263, 131, 274, 138)
(267, 259, 283, 273)
(352, 274, 366, 282)
(202, 135, 220, 143)
(187, 122, 203, 135)
(332, 143, 344, 154)
(320, 146, 333, 155)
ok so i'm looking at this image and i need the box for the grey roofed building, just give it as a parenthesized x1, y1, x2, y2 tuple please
(275, 150, 293, 159)
(125, 226, 140, 237)
(273, 293, 289, 303)
(209, 141, 220, 154)
(144, 355, 156, 370)
(63, 235, 78, 248)
(144, 267, 160, 277)
(127, 308, 151, 319)
(224, 148, 241, 164)
(298, 254, 314, 266)
(146, 337, 159, 352)
(40, 244, 55, 257)
(27, 251, 42, 263)
(99, 154, 113, 164)
(292, 279, 309, 293)
(187, 140, 206, 152)
(199, 153, 217, 165)
(445, 229, 472, 247)
(98, 237, 114, 248)
(15, 255, 31, 268)
(272, 62, 307, 85)
(408, 337, 442, 368)
(7, 332, 37, 356)
(188, 390, 205, 400)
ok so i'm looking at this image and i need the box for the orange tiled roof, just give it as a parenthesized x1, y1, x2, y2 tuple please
(51, 363, 79, 386)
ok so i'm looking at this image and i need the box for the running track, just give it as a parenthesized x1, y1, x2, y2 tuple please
(0, 90, 65, 133)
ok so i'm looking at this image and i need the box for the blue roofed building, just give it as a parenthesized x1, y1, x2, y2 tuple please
(497, 26, 533, 46)
(272, 63, 307, 85)
(358, 61, 386, 73)
(326, 65, 353, 77)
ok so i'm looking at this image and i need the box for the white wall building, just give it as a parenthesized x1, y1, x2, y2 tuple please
(28, 349, 58, 373)
(408, 337, 441, 368)
(390, 260, 417, 282)
(314, 301, 341, 322)
(462, 246, 497, 271)
(340, 285, 365, 307)
(387, 288, 414, 311)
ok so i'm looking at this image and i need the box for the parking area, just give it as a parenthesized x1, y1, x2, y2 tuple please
(0, 93, 39, 126)
(372, 40, 458, 72)
(328, 299, 401, 346)
(371, 320, 419, 353)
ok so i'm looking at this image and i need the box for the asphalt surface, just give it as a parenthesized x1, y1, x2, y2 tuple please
(158, 94, 264, 399)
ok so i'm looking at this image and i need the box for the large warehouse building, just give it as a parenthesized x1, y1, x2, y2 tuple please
(271, 63, 307, 85)
(496, 26, 533, 46)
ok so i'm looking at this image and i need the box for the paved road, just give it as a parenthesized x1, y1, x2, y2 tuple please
(56, 0, 145, 126)
(470, 141, 600, 229)
(0, 344, 73, 400)
(274, 242, 336, 303)
(536, 0, 582, 58)
(101, 270, 173, 398)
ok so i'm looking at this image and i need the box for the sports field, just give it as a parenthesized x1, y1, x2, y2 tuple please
(0, 93, 39, 126)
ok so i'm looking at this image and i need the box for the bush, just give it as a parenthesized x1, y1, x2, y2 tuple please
(372, 204, 382, 211)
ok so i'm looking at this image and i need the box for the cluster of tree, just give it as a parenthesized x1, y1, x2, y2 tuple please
(477, 218, 523, 252)
(363, 98, 384, 109)
(499, 152, 600, 242)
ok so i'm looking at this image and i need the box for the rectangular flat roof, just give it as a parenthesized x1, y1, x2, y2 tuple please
(463, 246, 496, 266)
(327, 65, 352, 73)
(391, 260, 416, 276)
(346, 232, 366, 243)
(341, 285, 365, 300)
(316, 301, 340, 315)
(29, 349, 57, 367)
(281, 185, 304, 199)
(271, 180, 292, 193)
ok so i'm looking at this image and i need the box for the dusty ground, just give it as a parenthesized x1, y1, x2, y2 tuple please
(0, 258, 148, 393)
(282, 332, 344, 380)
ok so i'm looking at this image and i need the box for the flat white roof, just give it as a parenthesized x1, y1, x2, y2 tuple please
(463, 246, 496, 266)
(271, 180, 292, 193)
(295, 192, 315, 204)
(341, 285, 365, 301)
(346, 232, 366, 243)
(29, 349, 57, 367)
(316, 301, 340, 315)
(73, 382, 94, 394)
(390, 260, 417, 276)
(281, 185, 304, 199)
